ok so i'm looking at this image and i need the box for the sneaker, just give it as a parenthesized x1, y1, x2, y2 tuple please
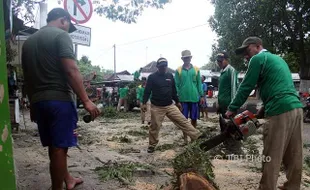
(147, 146, 155, 153)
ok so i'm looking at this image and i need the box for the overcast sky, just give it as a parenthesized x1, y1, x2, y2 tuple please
(46, 0, 217, 73)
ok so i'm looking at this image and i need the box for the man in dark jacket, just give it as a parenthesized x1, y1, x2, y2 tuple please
(142, 57, 203, 153)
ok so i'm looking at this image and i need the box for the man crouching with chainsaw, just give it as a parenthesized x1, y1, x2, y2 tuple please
(226, 37, 303, 190)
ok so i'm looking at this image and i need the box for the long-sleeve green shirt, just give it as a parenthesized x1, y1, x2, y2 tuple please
(228, 50, 302, 117)
(218, 64, 239, 113)
(133, 71, 140, 80)
(136, 85, 145, 102)
(118, 87, 129, 99)
(174, 64, 203, 102)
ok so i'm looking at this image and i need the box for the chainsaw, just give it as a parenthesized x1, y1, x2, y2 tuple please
(199, 110, 262, 151)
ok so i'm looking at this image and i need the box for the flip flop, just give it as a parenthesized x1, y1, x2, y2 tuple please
(66, 177, 83, 190)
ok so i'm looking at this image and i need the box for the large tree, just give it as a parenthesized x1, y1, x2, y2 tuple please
(10, 0, 171, 81)
(209, 0, 310, 92)
(13, 0, 171, 24)
(78, 55, 113, 82)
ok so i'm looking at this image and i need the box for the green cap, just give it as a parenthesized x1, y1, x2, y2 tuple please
(235, 37, 263, 55)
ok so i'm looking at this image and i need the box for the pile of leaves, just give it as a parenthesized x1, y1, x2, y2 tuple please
(101, 106, 139, 119)
(171, 141, 219, 190)
(243, 137, 260, 156)
(95, 161, 152, 184)
(107, 135, 132, 143)
(304, 156, 310, 173)
(127, 81, 141, 111)
(102, 106, 118, 118)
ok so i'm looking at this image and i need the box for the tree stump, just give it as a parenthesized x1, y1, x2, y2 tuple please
(179, 172, 217, 190)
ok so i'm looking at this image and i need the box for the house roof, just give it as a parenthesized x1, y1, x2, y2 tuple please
(141, 61, 175, 73)
(104, 74, 134, 82)
(117, 70, 131, 75)
(117, 75, 134, 81)
(104, 70, 131, 80)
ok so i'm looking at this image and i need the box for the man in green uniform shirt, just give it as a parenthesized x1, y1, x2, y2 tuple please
(117, 84, 129, 112)
(137, 77, 151, 124)
(226, 37, 303, 190)
(134, 68, 143, 81)
(175, 50, 204, 144)
(216, 52, 242, 154)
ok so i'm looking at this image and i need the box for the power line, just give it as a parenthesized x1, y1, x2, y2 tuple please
(92, 23, 208, 60)
(92, 46, 114, 61)
(90, 23, 209, 71)
(118, 23, 209, 47)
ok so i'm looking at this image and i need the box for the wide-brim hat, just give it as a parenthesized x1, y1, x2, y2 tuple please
(181, 50, 192, 58)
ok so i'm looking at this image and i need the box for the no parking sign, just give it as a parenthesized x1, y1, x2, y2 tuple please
(64, 0, 93, 24)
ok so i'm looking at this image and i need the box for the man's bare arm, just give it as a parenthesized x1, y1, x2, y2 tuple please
(61, 58, 90, 104)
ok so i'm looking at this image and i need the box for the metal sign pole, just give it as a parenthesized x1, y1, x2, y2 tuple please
(74, 21, 78, 107)
(64, 0, 94, 108)
(114, 44, 116, 79)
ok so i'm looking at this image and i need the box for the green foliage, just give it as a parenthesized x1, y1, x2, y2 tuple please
(243, 137, 259, 156)
(102, 106, 118, 118)
(12, 0, 37, 23)
(77, 55, 113, 82)
(171, 141, 219, 189)
(156, 143, 176, 152)
(305, 156, 310, 169)
(107, 135, 132, 143)
(304, 156, 310, 176)
(102, 106, 139, 118)
(127, 130, 148, 137)
(55, 0, 171, 24)
(282, 52, 300, 73)
(209, 0, 310, 76)
(93, 0, 171, 23)
(95, 162, 152, 182)
(200, 62, 220, 72)
(6, 41, 17, 63)
(15, 0, 170, 24)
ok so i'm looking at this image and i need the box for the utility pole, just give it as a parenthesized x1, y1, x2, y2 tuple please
(146, 46, 148, 65)
(39, 1, 47, 28)
(73, 21, 78, 106)
(113, 44, 116, 79)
